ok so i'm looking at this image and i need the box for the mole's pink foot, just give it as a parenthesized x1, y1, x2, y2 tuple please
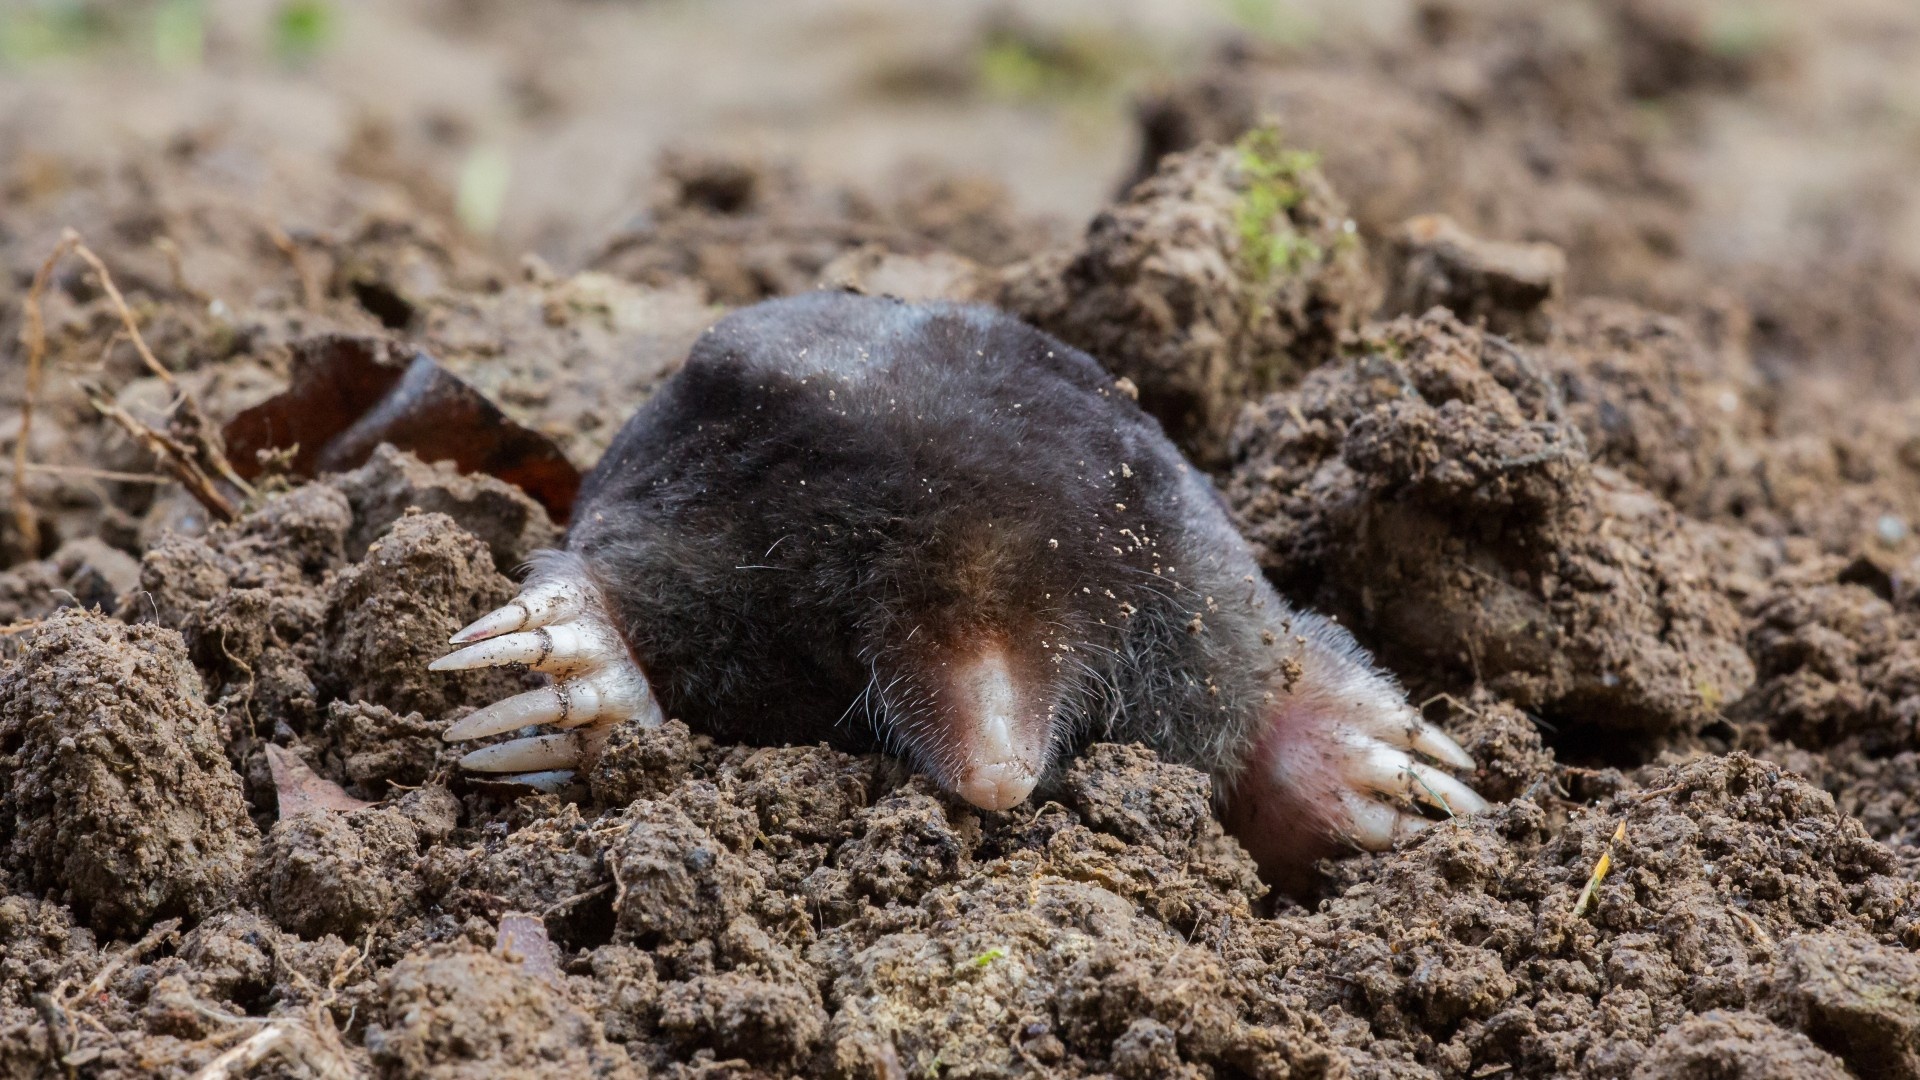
(1224, 666, 1486, 876)
(431, 552, 659, 790)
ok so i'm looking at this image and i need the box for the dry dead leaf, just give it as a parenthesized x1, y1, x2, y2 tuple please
(265, 744, 374, 819)
(495, 912, 562, 983)
(224, 334, 582, 521)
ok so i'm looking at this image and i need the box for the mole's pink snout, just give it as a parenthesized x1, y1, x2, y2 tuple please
(939, 647, 1053, 812)
(957, 760, 1037, 812)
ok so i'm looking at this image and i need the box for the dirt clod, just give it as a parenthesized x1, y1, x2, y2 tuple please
(1754, 932, 1920, 1080)
(365, 943, 632, 1079)
(607, 799, 765, 947)
(999, 130, 1371, 463)
(1228, 311, 1754, 745)
(322, 509, 532, 721)
(255, 805, 421, 940)
(1386, 214, 1567, 340)
(333, 444, 561, 571)
(323, 699, 451, 799)
(1737, 572, 1920, 756)
(587, 717, 703, 807)
(1630, 1011, 1850, 1080)
(656, 970, 825, 1066)
(594, 151, 1047, 308)
(0, 611, 257, 936)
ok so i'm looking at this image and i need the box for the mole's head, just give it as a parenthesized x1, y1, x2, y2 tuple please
(851, 510, 1102, 811)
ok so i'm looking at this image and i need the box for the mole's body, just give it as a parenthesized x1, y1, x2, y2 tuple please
(432, 292, 1482, 875)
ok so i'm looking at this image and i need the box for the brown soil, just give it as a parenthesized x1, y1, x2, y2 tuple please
(4, 2, 1920, 1077)
(1225, 310, 1759, 745)
(996, 136, 1372, 465)
(0, 611, 257, 937)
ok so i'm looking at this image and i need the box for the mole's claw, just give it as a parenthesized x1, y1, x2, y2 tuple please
(444, 667, 660, 741)
(1344, 741, 1489, 818)
(431, 622, 625, 675)
(500, 770, 578, 793)
(449, 606, 523, 646)
(1350, 703, 1478, 772)
(1407, 719, 1476, 772)
(449, 577, 591, 644)
(1406, 759, 1487, 816)
(1337, 790, 1432, 850)
(460, 732, 585, 773)
(445, 687, 565, 740)
(1223, 628, 1491, 876)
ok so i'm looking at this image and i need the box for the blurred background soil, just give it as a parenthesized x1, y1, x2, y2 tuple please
(4, 1, 1920, 1077)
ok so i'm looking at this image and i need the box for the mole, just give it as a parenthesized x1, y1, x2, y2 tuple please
(429, 291, 1484, 876)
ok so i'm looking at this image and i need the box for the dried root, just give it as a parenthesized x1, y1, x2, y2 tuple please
(14, 229, 256, 538)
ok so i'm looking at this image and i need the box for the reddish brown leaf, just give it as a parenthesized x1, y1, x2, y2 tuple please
(223, 335, 581, 521)
(265, 744, 374, 819)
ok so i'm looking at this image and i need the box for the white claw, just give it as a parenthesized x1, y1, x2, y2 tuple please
(500, 770, 579, 793)
(443, 666, 660, 741)
(461, 733, 585, 773)
(1404, 759, 1488, 816)
(1408, 720, 1477, 771)
(445, 687, 568, 741)
(430, 622, 625, 675)
(1345, 741, 1488, 818)
(449, 577, 590, 644)
(1337, 789, 1431, 851)
(434, 552, 666, 779)
(1351, 704, 1479, 772)
(450, 605, 530, 646)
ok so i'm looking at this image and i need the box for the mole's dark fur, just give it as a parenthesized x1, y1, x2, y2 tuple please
(570, 291, 1277, 773)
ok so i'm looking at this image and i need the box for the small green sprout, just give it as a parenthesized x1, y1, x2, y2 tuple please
(970, 946, 1007, 968)
(1233, 128, 1324, 282)
(974, 24, 1143, 103)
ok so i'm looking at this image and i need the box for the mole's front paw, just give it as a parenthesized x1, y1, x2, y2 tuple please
(430, 552, 660, 789)
(1225, 666, 1487, 876)
(1324, 707, 1485, 849)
